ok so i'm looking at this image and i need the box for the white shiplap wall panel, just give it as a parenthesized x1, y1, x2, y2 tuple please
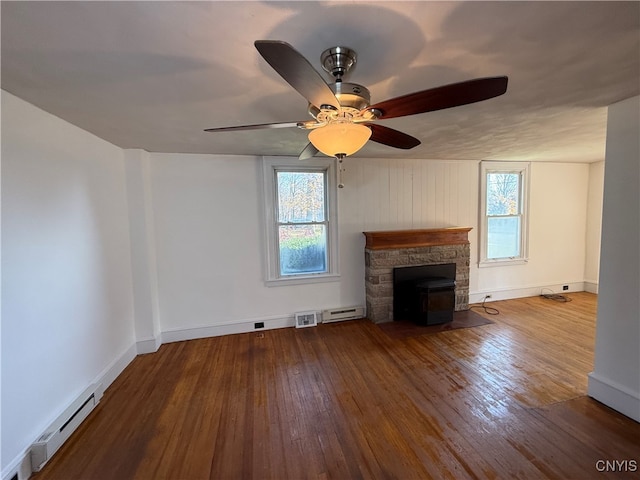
(346, 157, 479, 231)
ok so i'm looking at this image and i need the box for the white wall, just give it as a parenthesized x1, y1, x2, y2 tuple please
(1, 92, 137, 476)
(584, 161, 604, 292)
(148, 154, 593, 335)
(149, 153, 347, 338)
(476, 162, 590, 300)
(588, 96, 640, 421)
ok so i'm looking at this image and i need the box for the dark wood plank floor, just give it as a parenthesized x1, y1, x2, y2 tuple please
(34, 292, 640, 479)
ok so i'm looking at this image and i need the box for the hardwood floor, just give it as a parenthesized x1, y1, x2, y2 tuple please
(34, 292, 640, 479)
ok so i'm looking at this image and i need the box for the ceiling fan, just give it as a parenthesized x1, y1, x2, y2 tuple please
(205, 40, 508, 160)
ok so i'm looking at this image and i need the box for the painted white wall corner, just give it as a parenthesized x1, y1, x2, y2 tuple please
(588, 95, 640, 422)
(124, 149, 163, 353)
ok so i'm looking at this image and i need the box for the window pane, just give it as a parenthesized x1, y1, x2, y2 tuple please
(487, 217, 521, 259)
(277, 171, 325, 223)
(278, 224, 327, 275)
(486, 173, 520, 216)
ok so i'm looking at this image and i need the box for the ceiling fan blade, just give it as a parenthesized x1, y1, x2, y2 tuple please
(366, 123, 421, 149)
(299, 142, 319, 160)
(367, 76, 508, 120)
(204, 121, 306, 133)
(255, 40, 340, 110)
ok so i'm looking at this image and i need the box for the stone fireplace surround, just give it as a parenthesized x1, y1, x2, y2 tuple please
(364, 227, 472, 324)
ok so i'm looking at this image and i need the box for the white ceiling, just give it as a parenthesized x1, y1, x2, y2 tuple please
(2, 1, 638, 162)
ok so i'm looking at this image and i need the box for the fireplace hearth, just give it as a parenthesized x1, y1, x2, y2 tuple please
(363, 228, 471, 324)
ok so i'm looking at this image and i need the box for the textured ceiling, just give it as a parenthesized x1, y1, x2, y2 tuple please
(2, 1, 638, 162)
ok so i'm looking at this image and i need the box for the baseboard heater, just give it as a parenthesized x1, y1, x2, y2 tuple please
(322, 306, 365, 323)
(31, 383, 103, 472)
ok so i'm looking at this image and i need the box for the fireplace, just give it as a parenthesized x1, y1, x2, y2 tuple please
(393, 263, 456, 325)
(363, 228, 471, 324)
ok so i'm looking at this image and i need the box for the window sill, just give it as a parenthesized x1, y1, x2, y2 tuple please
(479, 258, 528, 268)
(265, 273, 341, 287)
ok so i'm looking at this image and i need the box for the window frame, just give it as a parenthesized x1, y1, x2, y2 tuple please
(479, 161, 530, 267)
(262, 156, 339, 286)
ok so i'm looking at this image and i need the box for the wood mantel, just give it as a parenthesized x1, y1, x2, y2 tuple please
(363, 227, 472, 250)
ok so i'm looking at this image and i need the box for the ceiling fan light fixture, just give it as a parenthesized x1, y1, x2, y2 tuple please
(205, 41, 509, 158)
(308, 122, 371, 157)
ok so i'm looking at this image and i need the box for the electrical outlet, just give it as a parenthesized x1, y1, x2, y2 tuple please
(563, 285, 569, 291)
(254, 322, 264, 329)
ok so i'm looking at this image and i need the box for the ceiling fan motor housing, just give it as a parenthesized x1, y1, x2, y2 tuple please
(332, 82, 370, 110)
(308, 82, 371, 118)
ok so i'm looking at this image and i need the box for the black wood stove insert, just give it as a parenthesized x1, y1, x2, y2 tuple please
(393, 263, 456, 325)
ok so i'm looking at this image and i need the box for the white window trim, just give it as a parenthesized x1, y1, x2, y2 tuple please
(262, 156, 340, 286)
(479, 161, 530, 267)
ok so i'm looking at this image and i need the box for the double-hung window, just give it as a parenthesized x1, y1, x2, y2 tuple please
(479, 161, 530, 266)
(262, 157, 339, 285)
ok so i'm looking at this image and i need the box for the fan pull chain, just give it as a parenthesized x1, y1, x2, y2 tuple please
(336, 155, 345, 188)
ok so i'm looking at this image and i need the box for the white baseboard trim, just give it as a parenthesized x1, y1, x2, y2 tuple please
(1, 342, 137, 480)
(161, 314, 296, 344)
(94, 342, 137, 393)
(588, 372, 640, 422)
(136, 335, 162, 354)
(469, 281, 586, 304)
(583, 281, 599, 294)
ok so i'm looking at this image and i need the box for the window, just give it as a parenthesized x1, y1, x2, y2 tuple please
(479, 161, 530, 266)
(262, 157, 339, 285)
